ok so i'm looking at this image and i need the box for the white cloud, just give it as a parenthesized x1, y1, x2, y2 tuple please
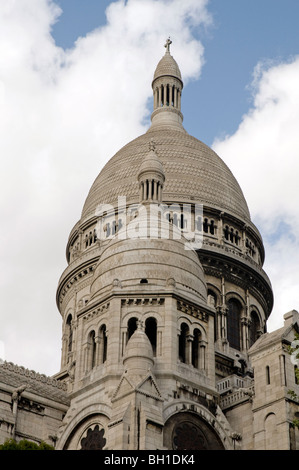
(213, 56, 299, 332)
(0, 0, 211, 375)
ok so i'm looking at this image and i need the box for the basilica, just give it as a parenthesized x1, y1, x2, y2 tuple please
(0, 41, 298, 451)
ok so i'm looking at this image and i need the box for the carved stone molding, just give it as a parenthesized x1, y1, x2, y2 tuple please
(121, 297, 165, 307)
(177, 300, 208, 322)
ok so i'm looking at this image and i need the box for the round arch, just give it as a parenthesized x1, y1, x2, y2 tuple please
(162, 407, 228, 450)
(56, 403, 111, 450)
(207, 284, 221, 307)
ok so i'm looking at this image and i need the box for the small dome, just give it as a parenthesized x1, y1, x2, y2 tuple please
(123, 324, 154, 367)
(138, 140, 165, 180)
(90, 211, 207, 305)
(153, 50, 182, 84)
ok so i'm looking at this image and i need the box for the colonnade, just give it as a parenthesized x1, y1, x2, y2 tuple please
(154, 84, 181, 110)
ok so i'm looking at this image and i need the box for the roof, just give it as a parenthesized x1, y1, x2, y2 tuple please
(153, 49, 182, 84)
(81, 127, 251, 223)
(249, 310, 299, 355)
(0, 361, 69, 406)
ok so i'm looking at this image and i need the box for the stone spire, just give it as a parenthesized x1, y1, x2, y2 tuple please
(150, 39, 184, 129)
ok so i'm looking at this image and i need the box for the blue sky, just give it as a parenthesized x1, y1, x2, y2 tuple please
(52, 0, 299, 145)
(0, 0, 298, 375)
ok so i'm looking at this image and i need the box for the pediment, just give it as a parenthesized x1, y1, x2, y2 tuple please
(112, 371, 162, 403)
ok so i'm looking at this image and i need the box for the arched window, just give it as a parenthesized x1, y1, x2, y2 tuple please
(179, 323, 189, 363)
(88, 330, 96, 369)
(227, 299, 241, 350)
(66, 314, 73, 354)
(210, 220, 215, 235)
(249, 310, 260, 347)
(145, 317, 157, 356)
(99, 325, 107, 364)
(203, 218, 209, 233)
(192, 329, 201, 368)
(207, 289, 218, 307)
(127, 317, 138, 341)
(224, 225, 229, 240)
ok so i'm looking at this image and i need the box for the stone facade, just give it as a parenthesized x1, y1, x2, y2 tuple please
(0, 361, 69, 446)
(1, 42, 298, 450)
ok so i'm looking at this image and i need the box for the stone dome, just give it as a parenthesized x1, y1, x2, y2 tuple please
(90, 211, 207, 305)
(138, 140, 165, 179)
(81, 127, 250, 223)
(153, 49, 182, 84)
(80, 41, 250, 225)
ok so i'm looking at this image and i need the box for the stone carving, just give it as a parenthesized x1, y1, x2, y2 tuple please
(80, 425, 106, 450)
(173, 421, 207, 450)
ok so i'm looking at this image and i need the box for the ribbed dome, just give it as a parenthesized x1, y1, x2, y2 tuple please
(153, 51, 182, 83)
(81, 127, 250, 223)
(80, 41, 250, 225)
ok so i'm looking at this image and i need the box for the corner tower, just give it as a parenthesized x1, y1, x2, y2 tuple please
(55, 41, 274, 450)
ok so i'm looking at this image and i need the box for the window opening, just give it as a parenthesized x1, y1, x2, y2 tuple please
(145, 317, 157, 356)
(227, 299, 241, 350)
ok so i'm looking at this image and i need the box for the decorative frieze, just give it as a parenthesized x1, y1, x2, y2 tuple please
(121, 298, 165, 307)
(82, 302, 110, 321)
(177, 300, 208, 322)
(58, 263, 97, 305)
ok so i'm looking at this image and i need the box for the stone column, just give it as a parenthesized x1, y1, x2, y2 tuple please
(153, 179, 157, 201)
(199, 341, 206, 370)
(241, 317, 248, 352)
(186, 334, 193, 364)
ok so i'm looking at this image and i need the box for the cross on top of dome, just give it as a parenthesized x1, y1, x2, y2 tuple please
(164, 37, 172, 53)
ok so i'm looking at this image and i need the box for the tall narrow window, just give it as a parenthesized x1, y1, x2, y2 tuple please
(192, 329, 201, 368)
(89, 330, 96, 369)
(179, 323, 189, 363)
(66, 314, 73, 354)
(99, 325, 107, 363)
(227, 299, 241, 350)
(249, 311, 260, 347)
(145, 317, 157, 356)
(266, 365, 271, 384)
(203, 218, 209, 233)
(127, 317, 138, 341)
(210, 220, 215, 235)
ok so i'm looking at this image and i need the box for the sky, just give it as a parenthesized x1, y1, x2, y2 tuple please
(0, 0, 299, 376)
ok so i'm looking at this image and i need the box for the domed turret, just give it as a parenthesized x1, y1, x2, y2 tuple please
(137, 138, 165, 204)
(151, 38, 184, 130)
(153, 38, 182, 83)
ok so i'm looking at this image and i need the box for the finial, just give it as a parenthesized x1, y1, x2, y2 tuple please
(164, 37, 172, 54)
